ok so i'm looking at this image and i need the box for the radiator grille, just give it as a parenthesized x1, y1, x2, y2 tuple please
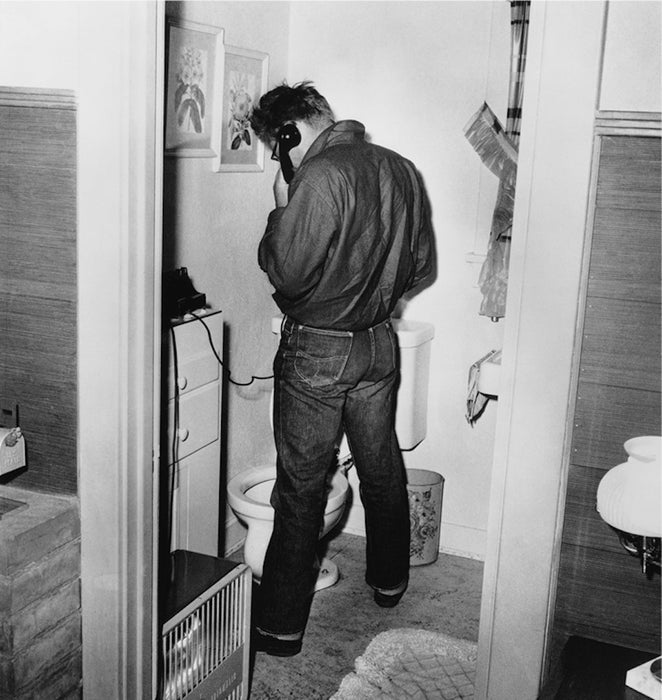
(161, 563, 251, 700)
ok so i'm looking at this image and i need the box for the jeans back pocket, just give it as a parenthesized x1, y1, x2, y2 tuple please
(293, 328, 353, 388)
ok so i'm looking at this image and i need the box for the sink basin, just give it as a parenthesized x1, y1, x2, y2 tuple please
(477, 350, 502, 396)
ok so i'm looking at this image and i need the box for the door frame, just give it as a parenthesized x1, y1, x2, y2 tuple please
(474, 2, 607, 698)
(78, 2, 164, 696)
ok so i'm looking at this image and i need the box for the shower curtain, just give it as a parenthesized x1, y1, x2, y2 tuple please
(478, 0, 530, 321)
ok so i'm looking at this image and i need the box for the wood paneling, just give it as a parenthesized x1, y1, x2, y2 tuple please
(561, 466, 626, 554)
(0, 89, 77, 494)
(554, 543, 661, 651)
(588, 208, 661, 303)
(595, 136, 661, 211)
(0, 228, 76, 300)
(551, 132, 661, 659)
(571, 382, 661, 469)
(580, 297, 661, 389)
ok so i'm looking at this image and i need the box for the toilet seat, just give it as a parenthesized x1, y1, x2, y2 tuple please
(227, 467, 275, 507)
(227, 465, 348, 516)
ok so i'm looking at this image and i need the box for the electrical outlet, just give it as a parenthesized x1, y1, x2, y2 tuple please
(0, 404, 18, 429)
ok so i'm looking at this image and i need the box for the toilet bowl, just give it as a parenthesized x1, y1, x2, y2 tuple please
(227, 464, 349, 590)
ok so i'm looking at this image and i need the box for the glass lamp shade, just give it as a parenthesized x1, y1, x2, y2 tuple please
(596, 436, 662, 538)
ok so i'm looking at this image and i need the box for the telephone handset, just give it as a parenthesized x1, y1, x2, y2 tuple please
(277, 123, 301, 183)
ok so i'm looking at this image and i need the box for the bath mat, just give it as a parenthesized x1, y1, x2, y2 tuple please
(329, 628, 477, 699)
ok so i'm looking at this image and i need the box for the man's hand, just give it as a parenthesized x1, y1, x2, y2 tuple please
(273, 169, 289, 208)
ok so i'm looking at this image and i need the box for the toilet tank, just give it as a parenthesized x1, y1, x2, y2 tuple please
(391, 319, 435, 450)
(271, 317, 435, 450)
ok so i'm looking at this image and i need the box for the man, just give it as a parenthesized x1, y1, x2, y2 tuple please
(250, 82, 434, 657)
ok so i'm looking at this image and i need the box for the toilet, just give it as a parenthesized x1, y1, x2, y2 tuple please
(226, 316, 435, 591)
(227, 464, 349, 591)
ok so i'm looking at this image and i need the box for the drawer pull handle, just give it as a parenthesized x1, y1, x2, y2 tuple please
(178, 428, 190, 441)
(177, 376, 188, 390)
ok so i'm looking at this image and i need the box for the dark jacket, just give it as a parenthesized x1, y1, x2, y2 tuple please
(258, 120, 434, 330)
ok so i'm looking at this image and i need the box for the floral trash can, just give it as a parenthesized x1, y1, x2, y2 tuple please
(407, 469, 444, 566)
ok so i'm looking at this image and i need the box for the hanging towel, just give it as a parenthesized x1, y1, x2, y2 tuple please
(463, 102, 518, 181)
(464, 1, 530, 321)
(466, 349, 500, 426)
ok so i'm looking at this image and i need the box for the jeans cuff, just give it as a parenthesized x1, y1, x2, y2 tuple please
(366, 576, 408, 597)
(254, 626, 303, 642)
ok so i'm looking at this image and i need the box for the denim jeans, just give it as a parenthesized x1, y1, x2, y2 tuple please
(255, 316, 410, 641)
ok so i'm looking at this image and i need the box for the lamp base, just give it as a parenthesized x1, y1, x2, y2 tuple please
(615, 530, 660, 577)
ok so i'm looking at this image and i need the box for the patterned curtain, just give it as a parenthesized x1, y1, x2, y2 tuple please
(478, 0, 530, 321)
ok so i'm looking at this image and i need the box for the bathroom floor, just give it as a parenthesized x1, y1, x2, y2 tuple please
(228, 531, 484, 699)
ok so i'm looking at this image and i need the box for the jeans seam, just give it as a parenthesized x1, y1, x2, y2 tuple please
(369, 326, 376, 374)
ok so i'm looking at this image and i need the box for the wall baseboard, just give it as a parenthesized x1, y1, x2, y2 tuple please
(342, 517, 485, 562)
(436, 522, 486, 561)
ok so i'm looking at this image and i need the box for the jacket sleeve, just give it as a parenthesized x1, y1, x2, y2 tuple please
(408, 169, 435, 291)
(258, 173, 339, 301)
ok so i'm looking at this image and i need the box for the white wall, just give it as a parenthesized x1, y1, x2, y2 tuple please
(600, 0, 661, 112)
(0, 2, 79, 89)
(288, 1, 511, 557)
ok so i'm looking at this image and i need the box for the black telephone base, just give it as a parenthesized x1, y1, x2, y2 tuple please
(164, 267, 207, 318)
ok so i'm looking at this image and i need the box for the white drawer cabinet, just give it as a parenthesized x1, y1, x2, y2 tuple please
(165, 311, 223, 556)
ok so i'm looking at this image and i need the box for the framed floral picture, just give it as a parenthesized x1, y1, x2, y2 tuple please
(212, 46, 269, 172)
(165, 18, 224, 157)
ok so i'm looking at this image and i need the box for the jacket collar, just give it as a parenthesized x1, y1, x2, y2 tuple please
(301, 120, 365, 167)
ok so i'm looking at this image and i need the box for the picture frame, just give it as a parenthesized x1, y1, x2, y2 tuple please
(212, 46, 269, 172)
(165, 18, 224, 157)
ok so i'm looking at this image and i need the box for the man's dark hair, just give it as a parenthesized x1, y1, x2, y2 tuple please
(250, 81, 335, 142)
